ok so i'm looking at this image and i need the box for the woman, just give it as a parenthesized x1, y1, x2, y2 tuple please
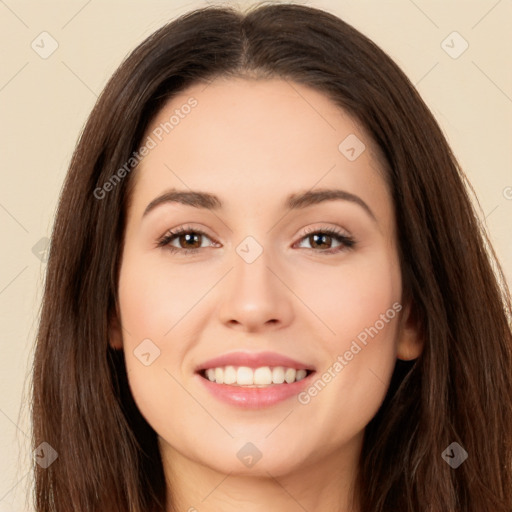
(32, 3, 512, 511)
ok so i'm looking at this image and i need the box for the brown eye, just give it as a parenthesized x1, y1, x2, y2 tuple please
(295, 228, 355, 254)
(156, 227, 216, 254)
(175, 232, 203, 250)
(308, 232, 335, 250)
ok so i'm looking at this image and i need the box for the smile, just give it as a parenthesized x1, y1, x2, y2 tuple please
(194, 351, 317, 408)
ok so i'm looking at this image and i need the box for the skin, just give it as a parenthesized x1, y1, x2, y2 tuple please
(109, 77, 422, 512)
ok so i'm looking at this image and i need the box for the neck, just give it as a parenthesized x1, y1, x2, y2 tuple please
(160, 435, 362, 512)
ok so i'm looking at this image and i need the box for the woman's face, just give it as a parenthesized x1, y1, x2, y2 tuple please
(110, 77, 421, 479)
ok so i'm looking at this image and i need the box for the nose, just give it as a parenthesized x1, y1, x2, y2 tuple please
(217, 247, 294, 332)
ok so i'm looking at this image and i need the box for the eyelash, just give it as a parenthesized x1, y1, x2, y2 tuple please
(156, 224, 356, 256)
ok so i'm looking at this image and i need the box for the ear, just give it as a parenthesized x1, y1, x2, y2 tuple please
(108, 304, 124, 350)
(396, 299, 423, 361)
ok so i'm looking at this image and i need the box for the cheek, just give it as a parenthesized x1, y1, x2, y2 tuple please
(116, 251, 187, 399)
(294, 250, 402, 427)
(117, 250, 191, 336)
(298, 247, 401, 347)
(116, 254, 202, 446)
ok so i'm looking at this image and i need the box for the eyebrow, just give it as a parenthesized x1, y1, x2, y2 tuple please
(142, 187, 377, 222)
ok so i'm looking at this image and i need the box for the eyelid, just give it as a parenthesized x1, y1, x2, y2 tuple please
(299, 224, 351, 238)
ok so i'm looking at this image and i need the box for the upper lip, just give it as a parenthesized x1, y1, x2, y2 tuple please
(195, 351, 315, 372)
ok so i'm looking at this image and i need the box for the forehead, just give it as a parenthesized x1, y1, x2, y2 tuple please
(127, 77, 391, 224)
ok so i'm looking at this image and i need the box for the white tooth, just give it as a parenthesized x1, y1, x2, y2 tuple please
(295, 369, 307, 381)
(272, 366, 285, 384)
(214, 367, 224, 384)
(253, 366, 272, 385)
(223, 365, 237, 384)
(208, 365, 308, 386)
(285, 368, 297, 383)
(237, 366, 254, 385)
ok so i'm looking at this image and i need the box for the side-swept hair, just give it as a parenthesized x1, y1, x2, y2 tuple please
(32, 3, 512, 511)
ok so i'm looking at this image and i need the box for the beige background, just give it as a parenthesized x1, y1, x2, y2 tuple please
(1, 0, 511, 510)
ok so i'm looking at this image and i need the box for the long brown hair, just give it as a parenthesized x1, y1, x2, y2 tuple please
(32, 3, 512, 511)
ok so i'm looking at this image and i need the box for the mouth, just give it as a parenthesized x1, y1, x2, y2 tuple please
(194, 351, 316, 408)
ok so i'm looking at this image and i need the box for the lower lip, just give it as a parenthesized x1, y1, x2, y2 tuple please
(196, 372, 315, 409)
